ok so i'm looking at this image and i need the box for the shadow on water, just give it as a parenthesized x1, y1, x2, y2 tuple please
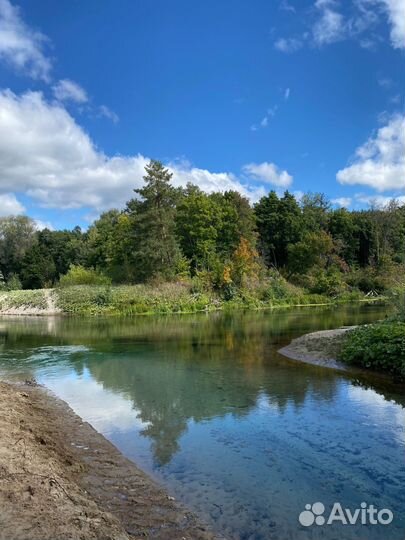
(0, 303, 404, 540)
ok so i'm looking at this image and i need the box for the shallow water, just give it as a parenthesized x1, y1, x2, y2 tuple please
(0, 304, 404, 540)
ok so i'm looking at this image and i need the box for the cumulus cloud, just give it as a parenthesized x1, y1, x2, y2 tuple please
(0, 0, 51, 80)
(53, 79, 88, 103)
(242, 162, 293, 188)
(0, 90, 269, 213)
(337, 115, 405, 192)
(0, 192, 24, 215)
(331, 197, 352, 207)
(354, 193, 405, 208)
(381, 0, 405, 49)
(33, 219, 54, 230)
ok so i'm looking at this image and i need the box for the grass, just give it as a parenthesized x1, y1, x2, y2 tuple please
(55, 283, 216, 315)
(0, 289, 47, 311)
(0, 281, 381, 316)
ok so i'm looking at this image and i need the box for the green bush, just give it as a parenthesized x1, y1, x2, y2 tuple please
(6, 274, 22, 291)
(59, 265, 111, 287)
(391, 291, 405, 322)
(339, 322, 405, 380)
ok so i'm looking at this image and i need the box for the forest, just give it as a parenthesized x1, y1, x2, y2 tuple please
(0, 160, 404, 303)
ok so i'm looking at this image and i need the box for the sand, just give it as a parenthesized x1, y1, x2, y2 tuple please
(0, 380, 221, 540)
(278, 327, 353, 371)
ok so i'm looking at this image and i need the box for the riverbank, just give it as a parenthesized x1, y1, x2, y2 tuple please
(0, 380, 220, 540)
(278, 328, 352, 372)
(280, 313, 405, 383)
(0, 284, 382, 316)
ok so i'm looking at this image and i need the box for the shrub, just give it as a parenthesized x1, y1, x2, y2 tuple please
(308, 267, 347, 296)
(339, 322, 405, 380)
(6, 274, 22, 291)
(59, 265, 111, 287)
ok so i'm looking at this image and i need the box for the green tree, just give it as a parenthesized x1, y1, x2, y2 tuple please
(86, 210, 134, 282)
(20, 243, 56, 289)
(301, 193, 330, 232)
(328, 208, 358, 266)
(255, 191, 302, 268)
(176, 185, 221, 271)
(287, 230, 335, 276)
(0, 216, 37, 279)
(128, 160, 182, 281)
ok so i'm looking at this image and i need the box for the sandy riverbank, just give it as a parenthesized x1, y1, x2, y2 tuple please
(0, 381, 220, 540)
(278, 327, 353, 371)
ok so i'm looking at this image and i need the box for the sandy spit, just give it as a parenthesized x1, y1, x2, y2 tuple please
(278, 327, 354, 371)
(0, 380, 222, 540)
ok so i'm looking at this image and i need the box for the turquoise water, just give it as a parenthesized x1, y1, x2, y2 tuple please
(0, 304, 404, 540)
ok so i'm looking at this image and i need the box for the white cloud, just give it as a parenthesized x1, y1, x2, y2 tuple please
(355, 193, 405, 207)
(0, 0, 51, 80)
(34, 219, 54, 230)
(98, 104, 119, 124)
(275, 0, 405, 52)
(53, 79, 88, 103)
(274, 37, 303, 53)
(337, 115, 405, 192)
(284, 88, 291, 100)
(0, 90, 268, 212)
(170, 159, 266, 201)
(243, 162, 293, 188)
(313, 0, 345, 45)
(45, 374, 150, 435)
(380, 0, 405, 49)
(0, 192, 24, 215)
(331, 196, 352, 207)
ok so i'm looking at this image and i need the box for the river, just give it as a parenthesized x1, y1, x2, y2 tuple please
(0, 303, 403, 540)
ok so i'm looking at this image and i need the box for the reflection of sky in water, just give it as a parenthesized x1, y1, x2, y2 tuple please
(44, 369, 150, 435)
(0, 306, 404, 540)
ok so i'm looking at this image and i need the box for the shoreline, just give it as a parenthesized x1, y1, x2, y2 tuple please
(278, 327, 354, 372)
(0, 287, 386, 317)
(0, 380, 221, 540)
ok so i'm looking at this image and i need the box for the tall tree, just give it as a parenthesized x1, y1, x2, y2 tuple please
(0, 216, 37, 279)
(127, 160, 182, 281)
(254, 191, 301, 268)
(301, 193, 330, 232)
(176, 184, 221, 271)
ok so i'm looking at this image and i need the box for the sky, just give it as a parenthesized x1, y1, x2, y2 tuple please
(0, 0, 403, 230)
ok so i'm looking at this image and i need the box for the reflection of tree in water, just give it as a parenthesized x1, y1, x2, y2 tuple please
(72, 330, 341, 465)
(0, 305, 401, 465)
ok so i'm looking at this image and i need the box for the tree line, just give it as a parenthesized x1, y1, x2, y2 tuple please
(1, 160, 404, 296)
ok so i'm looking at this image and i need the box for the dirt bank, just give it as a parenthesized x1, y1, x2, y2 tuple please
(278, 327, 353, 371)
(0, 290, 61, 316)
(0, 381, 220, 540)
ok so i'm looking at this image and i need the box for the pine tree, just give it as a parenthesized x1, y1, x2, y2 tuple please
(129, 160, 182, 281)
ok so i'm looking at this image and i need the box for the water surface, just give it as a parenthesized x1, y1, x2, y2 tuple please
(0, 304, 404, 540)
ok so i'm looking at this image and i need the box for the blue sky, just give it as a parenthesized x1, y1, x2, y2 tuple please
(0, 0, 403, 230)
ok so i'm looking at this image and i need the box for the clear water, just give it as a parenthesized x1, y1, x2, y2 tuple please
(0, 304, 404, 540)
